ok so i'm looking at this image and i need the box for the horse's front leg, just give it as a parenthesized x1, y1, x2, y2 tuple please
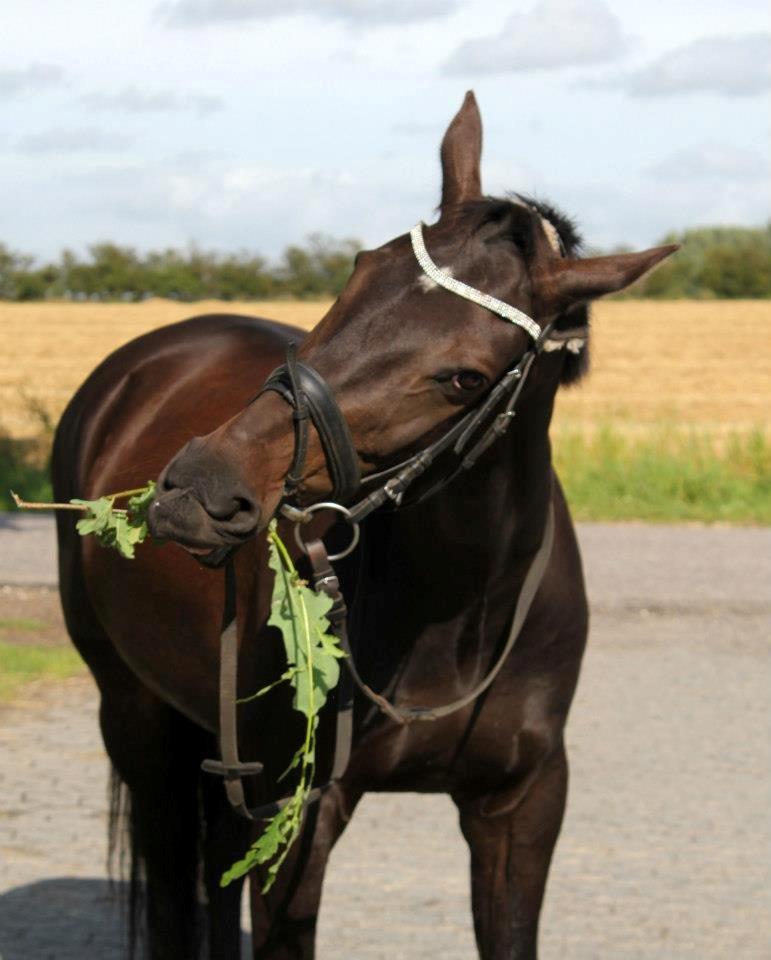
(454, 742, 568, 960)
(248, 781, 361, 959)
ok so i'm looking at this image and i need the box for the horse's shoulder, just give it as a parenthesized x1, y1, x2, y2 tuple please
(53, 312, 304, 494)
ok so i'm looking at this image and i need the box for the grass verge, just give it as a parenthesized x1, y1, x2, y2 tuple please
(2, 422, 769, 523)
(0, 430, 52, 510)
(0, 642, 84, 702)
(554, 425, 770, 523)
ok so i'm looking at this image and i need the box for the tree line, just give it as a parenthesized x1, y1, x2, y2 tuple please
(0, 234, 359, 302)
(0, 224, 768, 302)
(610, 224, 771, 299)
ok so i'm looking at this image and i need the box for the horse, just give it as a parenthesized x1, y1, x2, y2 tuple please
(53, 91, 676, 959)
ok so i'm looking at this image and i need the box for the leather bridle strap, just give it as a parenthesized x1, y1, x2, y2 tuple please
(202, 538, 355, 821)
(345, 338, 544, 525)
(200, 560, 264, 817)
(341, 500, 554, 725)
(259, 345, 362, 504)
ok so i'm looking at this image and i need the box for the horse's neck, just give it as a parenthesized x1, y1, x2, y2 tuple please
(428, 389, 554, 545)
(370, 389, 557, 594)
(344, 397, 557, 688)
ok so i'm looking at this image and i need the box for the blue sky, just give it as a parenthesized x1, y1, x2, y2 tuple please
(1, 0, 768, 261)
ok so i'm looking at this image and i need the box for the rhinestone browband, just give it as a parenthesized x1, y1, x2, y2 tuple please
(410, 222, 542, 341)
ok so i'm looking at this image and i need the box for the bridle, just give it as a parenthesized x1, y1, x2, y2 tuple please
(204, 219, 586, 820)
(260, 221, 558, 547)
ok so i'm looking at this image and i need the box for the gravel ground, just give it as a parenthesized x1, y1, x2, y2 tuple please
(0, 522, 769, 958)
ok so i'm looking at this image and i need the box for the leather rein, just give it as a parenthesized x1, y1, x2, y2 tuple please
(203, 222, 583, 821)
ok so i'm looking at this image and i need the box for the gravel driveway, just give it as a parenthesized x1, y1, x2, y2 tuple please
(0, 521, 769, 958)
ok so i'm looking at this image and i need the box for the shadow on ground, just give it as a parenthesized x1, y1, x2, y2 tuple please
(0, 878, 250, 959)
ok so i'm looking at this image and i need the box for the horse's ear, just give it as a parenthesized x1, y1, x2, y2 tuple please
(537, 244, 680, 309)
(440, 90, 483, 215)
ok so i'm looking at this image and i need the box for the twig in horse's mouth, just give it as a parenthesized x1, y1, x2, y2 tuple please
(11, 491, 87, 511)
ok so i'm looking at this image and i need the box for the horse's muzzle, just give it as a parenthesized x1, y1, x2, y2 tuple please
(148, 485, 260, 552)
(148, 442, 262, 551)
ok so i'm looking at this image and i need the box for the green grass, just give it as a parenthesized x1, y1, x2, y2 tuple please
(2, 422, 769, 523)
(0, 430, 52, 510)
(0, 642, 84, 702)
(555, 425, 771, 523)
(0, 617, 45, 632)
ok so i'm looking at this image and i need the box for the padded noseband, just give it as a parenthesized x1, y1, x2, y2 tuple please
(260, 346, 361, 504)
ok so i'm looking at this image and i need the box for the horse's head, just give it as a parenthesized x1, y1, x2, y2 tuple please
(149, 92, 676, 554)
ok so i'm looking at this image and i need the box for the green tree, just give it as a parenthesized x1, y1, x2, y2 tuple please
(0, 244, 35, 299)
(628, 224, 771, 299)
(278, 234, 359, 299)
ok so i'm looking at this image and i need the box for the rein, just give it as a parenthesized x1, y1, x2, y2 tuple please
(204, 220, 580, 820)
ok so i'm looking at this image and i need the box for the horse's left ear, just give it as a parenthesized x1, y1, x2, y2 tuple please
(536, 244, 680, 309)
(440, 90, 483, 215)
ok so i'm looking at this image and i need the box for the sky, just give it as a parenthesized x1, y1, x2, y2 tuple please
(1, 0, 768, 262)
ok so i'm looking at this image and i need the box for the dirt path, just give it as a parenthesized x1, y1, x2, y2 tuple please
(1, 525, 769, 958)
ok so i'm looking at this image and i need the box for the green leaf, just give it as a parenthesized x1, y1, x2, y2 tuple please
(72, 496, 112, 522)
(71, 482, 155, 560)
(223, 523, 347, 893)
(127, 482, 156, 517)
(220, 784, 306, 891)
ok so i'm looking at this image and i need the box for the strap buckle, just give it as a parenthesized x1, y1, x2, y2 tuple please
(200, 758, 264, 779)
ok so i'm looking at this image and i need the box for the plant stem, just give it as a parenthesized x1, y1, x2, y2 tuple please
(11, 492, 86, 512)
(109, 487, 154, 500)
(11, 484, 150, 513)
(269, 526, 297, 575)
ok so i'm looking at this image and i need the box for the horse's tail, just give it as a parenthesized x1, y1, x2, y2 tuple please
(107, 767, 145, 959)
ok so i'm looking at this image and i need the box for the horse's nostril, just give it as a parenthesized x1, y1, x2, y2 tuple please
(157, 461, 182, 494)
(205, 493, 259, 528)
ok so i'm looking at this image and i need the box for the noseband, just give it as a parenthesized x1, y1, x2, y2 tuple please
(260, 344, 362, 503)
(260, 221, 558, 541)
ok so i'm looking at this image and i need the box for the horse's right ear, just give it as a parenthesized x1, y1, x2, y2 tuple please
(536, 244, 680, 310)
(440, 91, 483, 216)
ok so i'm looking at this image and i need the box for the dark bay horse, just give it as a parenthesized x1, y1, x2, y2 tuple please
(54, 92, 676, 959)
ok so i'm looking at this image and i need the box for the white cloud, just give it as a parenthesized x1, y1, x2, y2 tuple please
(645, 143, 768, 181)
(555, 169, 770, 251)
(17, 127, 134, 154)
(0, 63, 66, 99)
(589, 33, 771, 97)
(81, 86, 224, 116)
(443, 0, 628, 75)
(158, 0, 457, 27)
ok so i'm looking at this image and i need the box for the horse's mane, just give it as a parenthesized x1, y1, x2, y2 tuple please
(458, 194, 590, 385)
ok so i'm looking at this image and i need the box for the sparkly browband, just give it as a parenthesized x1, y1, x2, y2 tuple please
(410, 222, 542, 341)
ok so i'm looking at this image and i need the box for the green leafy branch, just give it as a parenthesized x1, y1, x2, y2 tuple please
(220, 521, 345, 892)
(12, 482, 156, 559)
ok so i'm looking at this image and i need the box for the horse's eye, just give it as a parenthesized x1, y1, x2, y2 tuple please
(451, 370, 486, 392)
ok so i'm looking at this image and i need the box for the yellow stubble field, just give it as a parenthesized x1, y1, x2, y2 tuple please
(1, 299, 769, 438)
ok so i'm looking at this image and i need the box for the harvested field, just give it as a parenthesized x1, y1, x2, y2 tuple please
(0, 299, 769, 438)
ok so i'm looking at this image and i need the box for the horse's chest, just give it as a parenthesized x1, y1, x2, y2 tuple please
(346, 673, 557, 793)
